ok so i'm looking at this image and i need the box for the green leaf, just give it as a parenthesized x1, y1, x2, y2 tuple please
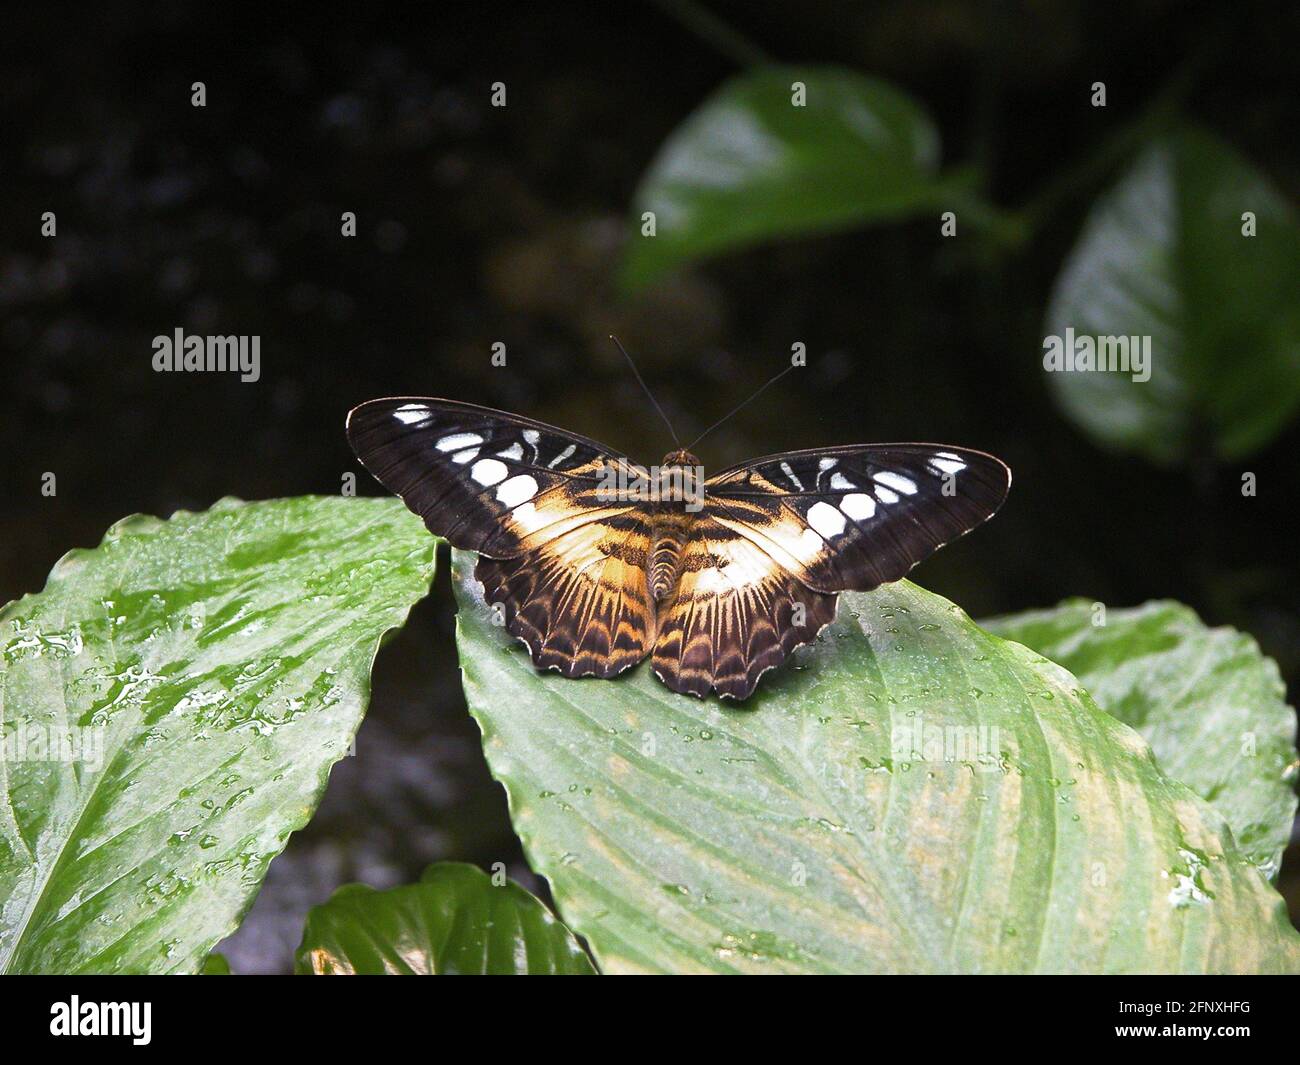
(623, 65, 948, 288)
(295, 861, 595, 974)
(0, 496, 436, 974)
(1044, 126, 1300, 463)
(983, 599, 1298, 880)
(201, 952, 231, 974)
(452, 550, 1300, 974)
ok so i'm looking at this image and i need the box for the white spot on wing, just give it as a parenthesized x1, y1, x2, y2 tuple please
(779, 461, 804, 490)
(798, 529, 825, 559)
(693, 567, 737, 595)
(875, 485, 899, 505)
(830, 472, 855, 491)
(874, 471, 918, 495)
(496, 443, 524, 461)
(807, 501, 847, 539)
(436, 432, 484, 452)
(742, 512, 829, 566)
(523, 429, 540, 445)
(394, 404, 428, 425)
(548, 443, 577, 468)
(840, 493, 876, 520)
(497, 474, 539, 508)
(509, 501, 544, 533)
(471, 458, 509, 486)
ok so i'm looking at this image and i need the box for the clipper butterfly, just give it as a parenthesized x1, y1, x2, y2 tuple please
(347, 392, 1010, 701)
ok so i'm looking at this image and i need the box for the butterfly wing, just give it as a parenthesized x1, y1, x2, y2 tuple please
(652, 444, 1010, 699)
(704, 444, 1011, 593)
(650, 518, 838, 700)
(346, 397, 650, 557)
(475, 515, 656, 679)
(347, 397, 656, 677)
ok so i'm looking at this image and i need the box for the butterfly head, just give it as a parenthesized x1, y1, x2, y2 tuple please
(661, 448, 701, 471)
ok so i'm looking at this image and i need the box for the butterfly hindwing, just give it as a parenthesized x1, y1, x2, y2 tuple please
(348, 397, 656, 678)
(477, 512, 656, 679)
(651, 518, 838, 700)
(704, 444, 1011, 593)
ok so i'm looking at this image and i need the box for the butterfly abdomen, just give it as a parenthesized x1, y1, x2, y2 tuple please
(650, 510, 692, 601)
(649, 451, 704, 602)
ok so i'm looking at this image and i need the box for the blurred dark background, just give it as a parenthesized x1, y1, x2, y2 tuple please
(3, 1, 1297, 971)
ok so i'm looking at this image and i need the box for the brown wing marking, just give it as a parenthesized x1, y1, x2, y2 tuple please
(651, 517, 838, 700)
(476, 512, 656, 679)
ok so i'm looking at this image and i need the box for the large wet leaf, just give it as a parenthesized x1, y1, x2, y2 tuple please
(295, 861, 595, 974)
(1044, 126, 1300, 463)
(0, 496, 436, 973)
(984, 599, 1298, 880)
(623, 65, 948, 288)
(452, 550, 1300, 974)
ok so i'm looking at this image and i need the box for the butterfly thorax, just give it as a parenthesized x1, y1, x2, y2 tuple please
(650, 450, 703, 602)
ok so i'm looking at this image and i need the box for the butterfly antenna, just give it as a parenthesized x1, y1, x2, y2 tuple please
(686, 364, 797, 452)
(609, 334, 679, 447)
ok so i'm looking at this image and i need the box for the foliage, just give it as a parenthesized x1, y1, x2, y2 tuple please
(623, 65, 953, 289)
(295, 862, 594, 975)
(0, 497, 435, 973)
(986, 599, 1298, 879)
(453, 551, 1300, 974)
(1043, 127, 1300, 463)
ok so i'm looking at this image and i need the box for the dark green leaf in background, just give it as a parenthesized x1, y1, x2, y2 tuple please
(984, 599, 1298, 879)
(1044, 126, 1300, 464)
(0, 497, 436, 973)
(623, 65, 950, 288)
(295, 862, 595, 974)
(452, 550, 1300, 974)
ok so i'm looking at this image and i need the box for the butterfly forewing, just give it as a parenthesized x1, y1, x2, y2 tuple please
(346, 397, 647, 556)
(347, 397, 657, 678)
(704, 444, 1011, 593)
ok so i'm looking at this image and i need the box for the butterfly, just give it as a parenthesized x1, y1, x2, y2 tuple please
(347, 366, 1010, 701)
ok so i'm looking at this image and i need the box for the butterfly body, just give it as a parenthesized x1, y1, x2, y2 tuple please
(648, 449, 702, 601)
(347, 397, 1010, 701)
